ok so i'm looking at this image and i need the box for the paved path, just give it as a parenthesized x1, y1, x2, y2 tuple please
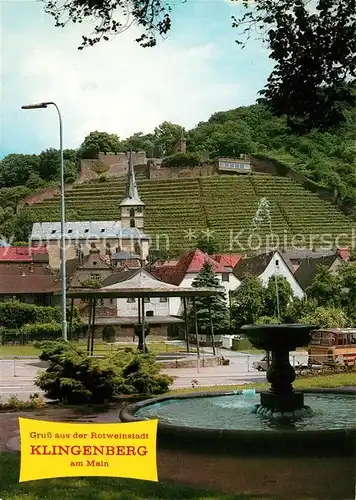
(0, 350, 309, 399)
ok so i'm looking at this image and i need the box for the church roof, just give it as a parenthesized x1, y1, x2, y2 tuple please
(120, 151, 145, 207)
(111, 251, 141, 261)
(30, 221, 149, 240)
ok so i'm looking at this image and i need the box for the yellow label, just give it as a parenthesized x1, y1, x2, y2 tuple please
(19, 417, 158, 482)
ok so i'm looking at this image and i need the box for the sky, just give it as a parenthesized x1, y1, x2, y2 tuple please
(0, 0, 273, 157)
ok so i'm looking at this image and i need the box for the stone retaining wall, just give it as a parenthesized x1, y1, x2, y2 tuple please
(159, 356, 219, 369)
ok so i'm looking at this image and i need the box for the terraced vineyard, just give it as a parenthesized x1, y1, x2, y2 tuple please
(25, 174, 355, 254)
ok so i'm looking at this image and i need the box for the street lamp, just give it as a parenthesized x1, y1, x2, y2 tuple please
(21, 102, 67, 341)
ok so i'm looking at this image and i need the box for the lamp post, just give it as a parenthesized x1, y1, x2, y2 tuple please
(21, 102, 67, 341)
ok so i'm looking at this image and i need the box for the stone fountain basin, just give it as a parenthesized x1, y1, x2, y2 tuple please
(241, 323, 317, 351)
(120, 389, 356, 500)
(120, 389, 356, 458)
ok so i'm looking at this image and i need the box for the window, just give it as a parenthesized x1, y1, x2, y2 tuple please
(130, 219, 136, 228)
(51, 229, 56, 234)
(101, 228, 105, 233)
(129, 208, 135, 217)
(146, 311, 154, 317)
(222, 273, 230, 282)
(67, 229, 73, 234)
(275, 259, 279, 266)
(160, 297, 168, 302)
(84, 229, 89, 233)
(127, 298, 135, 303)
(99, 299, 104, 306)
(109, 298, 113, 305)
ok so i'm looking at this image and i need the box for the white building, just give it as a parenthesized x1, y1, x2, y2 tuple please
(233, 250, 305, 299)
(152, 248, 241, 316)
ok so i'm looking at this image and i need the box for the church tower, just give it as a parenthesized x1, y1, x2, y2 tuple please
(120, 151, 145, 229)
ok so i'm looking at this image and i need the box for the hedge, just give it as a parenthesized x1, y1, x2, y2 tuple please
(0, 321, 84, 344)
(0, 301, 80, 329)
(162, 152, 201, 168)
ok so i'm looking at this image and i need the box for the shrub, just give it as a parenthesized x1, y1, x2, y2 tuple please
(0, 301, 61, 329)
(0, 301, 82, 336)
(0, 393, 46, 411)
(21, 322, 62, 341)
(162, 152, 201, 168)
(35, 341, 173, 404)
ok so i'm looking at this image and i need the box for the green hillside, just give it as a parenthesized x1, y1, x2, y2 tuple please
(26, 174, 355, 255)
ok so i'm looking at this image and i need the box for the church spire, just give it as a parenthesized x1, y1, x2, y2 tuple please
(120, 150, 144, 207)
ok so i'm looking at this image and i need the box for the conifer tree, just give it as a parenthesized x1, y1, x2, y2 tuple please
(190, 262, 229, 336)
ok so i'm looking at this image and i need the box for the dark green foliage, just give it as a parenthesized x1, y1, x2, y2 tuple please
(0, 301, 62, 329)
(231, 275, 265, 329)
(233, 1, 356, 132)
(263, 275, 294, 318)
(41, 0, 355, 133)
(35, 341, 173, 403)
(196, 232, 219, 255)
(80, 277, 103, 288)
(187, 103, 356, 207)
(154, 121, 186, 156)
(121, 131, 156, 157)
(299, 306, 351, 328)
(306, 265, 342, 308)
(162, 152, 200, 168)
(79, 131, 121, 159)
(283, 297, 317, 323)
(4, 322, 62, 343)
(189, 262, 229, 335)
(0, 154, 40, 188)
(0, 301, 82, 338)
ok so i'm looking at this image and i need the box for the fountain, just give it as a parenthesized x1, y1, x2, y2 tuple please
(241, 323, 315, 418)
(120, 323, 356, 499)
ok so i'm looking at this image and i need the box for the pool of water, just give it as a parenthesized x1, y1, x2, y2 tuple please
(134, 393, 356, 431)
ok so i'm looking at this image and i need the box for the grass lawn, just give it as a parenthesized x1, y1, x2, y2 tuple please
(0, 341, 187, 357)
(169, 372, 356, 395)
(0, 453, 260, 500)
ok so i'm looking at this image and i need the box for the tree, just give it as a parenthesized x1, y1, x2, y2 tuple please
(233, 0, 356, 132)
(37, 148, 61, 180)
(196, 232, 219, 255)
(42, 1, 355, 132)
(79, 131, 121, 159)
(162, 152, 201, 168)
(231, 275, 265, 329)
(283, 297, 317, 323)
(0, 154, 40, 187)
(35, 341, 172, 404)
(338, 263, 356, 322)
(190, 262, 228, 336)
(154, 122, 186, 156)
(120, 132, 155, 157)
(306, 265, 342, 307)
(42, 0, 173, 49)
(263, 275, 294, 319)
(300, 306, 351, 328)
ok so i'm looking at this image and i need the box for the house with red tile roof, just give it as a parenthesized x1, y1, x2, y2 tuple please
(337, 248, 351, 261)
(0, 246, 48, 262)
(152, 248, 241, 316)
(212, 253, 243, 270)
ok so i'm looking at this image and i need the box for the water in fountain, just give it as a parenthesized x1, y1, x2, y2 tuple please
(134, 392, 355, 431)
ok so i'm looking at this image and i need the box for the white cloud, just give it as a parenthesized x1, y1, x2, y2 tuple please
(2, 6, 245, 151)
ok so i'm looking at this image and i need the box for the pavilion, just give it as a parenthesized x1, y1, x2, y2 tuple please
(65, 281, 221, 358)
